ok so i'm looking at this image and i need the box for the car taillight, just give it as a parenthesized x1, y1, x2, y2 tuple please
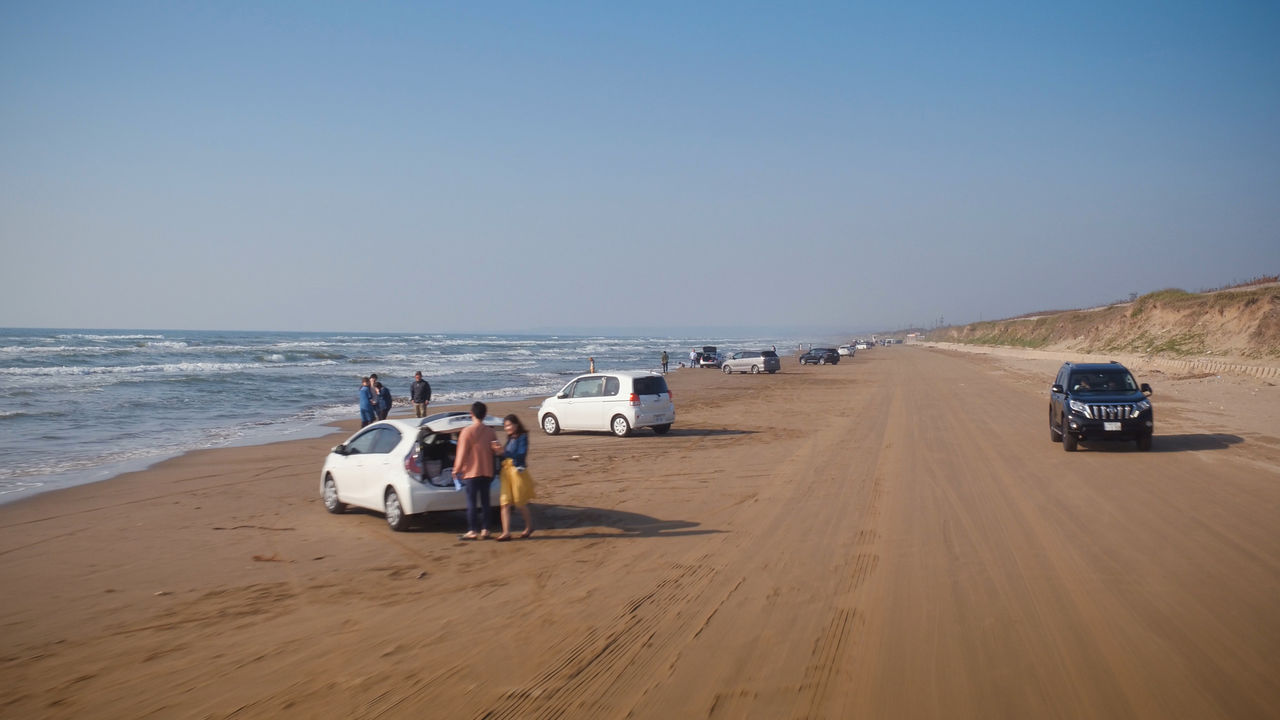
(666, 390, 673, 401)
(405, 449, 422, 478)
(629, 392, 640, 406)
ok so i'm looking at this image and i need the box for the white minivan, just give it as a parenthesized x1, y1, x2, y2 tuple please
(538, 371, 675, 437)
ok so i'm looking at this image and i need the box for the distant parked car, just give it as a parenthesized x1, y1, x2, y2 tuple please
(855, 341, 871, 350)
(800, 348, 840, 365)
(698, 345, 722, 368)
(539, 371, 674, 437)
(721, 350, 781, 374)
(837, 345, 856, 357)
(320, 412, 504, 531)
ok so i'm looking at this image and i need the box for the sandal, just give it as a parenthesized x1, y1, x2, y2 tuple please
(495, 534, 511, 542)
(520, 529, 533, 538)
(459, 532, 479, 540)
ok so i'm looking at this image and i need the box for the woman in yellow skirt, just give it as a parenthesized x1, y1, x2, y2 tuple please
(492, 414, 535, 541)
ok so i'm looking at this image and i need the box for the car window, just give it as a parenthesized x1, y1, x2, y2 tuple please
(572, 376, 605, 398)
(1069, 371, 1138, 394)
(604, 376, 620, 396)
(560, 380, 576, 397)
(346, 428, 382, 455)
(371, 427, 402, 454)
(761, 351, 777, 358)
(633, 376, 669, 395)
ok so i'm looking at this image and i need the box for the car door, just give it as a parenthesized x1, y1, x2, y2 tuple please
(347, 426, 403, 508)
(562, 376, 607, 430)
(333, 427, 384, 509)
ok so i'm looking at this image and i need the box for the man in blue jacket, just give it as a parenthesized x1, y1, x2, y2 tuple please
(375, 381, 392, 420)
(358, 377, 376, 427)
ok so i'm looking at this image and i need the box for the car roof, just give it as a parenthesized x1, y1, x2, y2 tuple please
(1065, 362, 1129, 372)
(363, 413, 505, 435)
(569, 370, 664, 380)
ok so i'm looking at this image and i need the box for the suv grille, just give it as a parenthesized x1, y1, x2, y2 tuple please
(1085, 403, 1135, 420)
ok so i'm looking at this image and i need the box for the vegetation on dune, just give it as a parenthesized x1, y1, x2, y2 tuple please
(927, 284, 1280, 359)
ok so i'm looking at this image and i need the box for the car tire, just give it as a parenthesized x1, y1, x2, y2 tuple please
(767, 369, 777, 374)
(611, 415, 631, 437)
(541, 414, 560, 435)
(385, 488, 410, 531)
(750, 365, 759, 374)
(1137, 435, 1152, 452)
(653, 423, 671, 435)
(1062, 424, 1078, 452)
(722, 364, 733, 374)
(322, 475, 345, 514)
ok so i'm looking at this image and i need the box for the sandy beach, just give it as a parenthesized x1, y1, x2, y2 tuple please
(2, 345, 1278, 718)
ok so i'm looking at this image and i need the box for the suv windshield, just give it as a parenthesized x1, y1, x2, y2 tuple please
(1069, 371, 1138, 394)
(633, 376, 669, 395)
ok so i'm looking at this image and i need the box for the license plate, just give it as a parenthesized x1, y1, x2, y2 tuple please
(1104, 422, 1121, 432)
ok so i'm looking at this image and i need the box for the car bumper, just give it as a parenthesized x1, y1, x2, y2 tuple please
(635, 410, 675, 427)
(405, 477, 500, 514)
(1066, 414, 1153, 441)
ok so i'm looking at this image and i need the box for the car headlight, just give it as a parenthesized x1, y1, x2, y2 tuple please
(1133, 399, 1151, 414)
(1068, 399, 1089, 416)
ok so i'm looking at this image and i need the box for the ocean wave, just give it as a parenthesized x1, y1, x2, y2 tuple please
(0, 359, 341, 377)
(56, 333, 165, 341)
(141, 341, 189, 349)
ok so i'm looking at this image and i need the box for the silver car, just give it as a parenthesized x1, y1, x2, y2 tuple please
(720, 350, 781, 374)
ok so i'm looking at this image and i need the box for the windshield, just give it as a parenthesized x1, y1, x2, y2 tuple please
(1069, 371, 1138, 394)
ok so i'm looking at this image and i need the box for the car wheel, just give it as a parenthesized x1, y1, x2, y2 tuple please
(768, 369, 777, 374)
(322, 475, 345, 514)
(750, 365, 759, 374)
(1062, 423, 1078, 452)
(653, 423, 671, 435)
(1137, 435, 1152, 451)
(385, 488, 410, 531)
(722, 364, 733, 374)
(541, 413, 560, 435)
(611, 415, 631, 437)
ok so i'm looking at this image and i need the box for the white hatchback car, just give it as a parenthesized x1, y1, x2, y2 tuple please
(538, 371, 674, 437)
(320, 412, 505, 531)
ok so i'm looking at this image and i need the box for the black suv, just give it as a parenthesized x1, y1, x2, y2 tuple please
(800, 348, 840, 365)
(1049, 362, 1153, 451)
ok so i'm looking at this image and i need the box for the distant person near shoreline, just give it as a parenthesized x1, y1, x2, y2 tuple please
(358, 377, 376, 427)
(375, 381, 392, 420)
(661, 350, 669, 374)
(411, 371, 432, 418)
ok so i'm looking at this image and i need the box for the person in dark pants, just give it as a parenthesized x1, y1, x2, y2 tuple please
(375, 381, 392, 420)
(358, 377, 376, 427)
(410, 371, 432, 418)
(453, 401, 497, 540)
(660, 351, 669, 374)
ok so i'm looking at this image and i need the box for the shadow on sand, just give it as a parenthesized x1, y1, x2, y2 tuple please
(346, 503, 719, 539)
(1079, 433, 1243, 453)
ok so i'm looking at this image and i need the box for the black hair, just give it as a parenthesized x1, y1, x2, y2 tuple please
(471, 401, 487, 419)
(503, 414, 527, 437)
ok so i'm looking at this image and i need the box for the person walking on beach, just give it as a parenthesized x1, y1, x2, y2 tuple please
(589, 357, 596, 373)
(375, 381, 392, 420)
(689, 349, 698, 368)
(491, 414, 535, 541)
(660, 351, 669, 374)
(455, 401, 497, 540)
(358, 377, 376, 427)
(410, 371, 432, 418)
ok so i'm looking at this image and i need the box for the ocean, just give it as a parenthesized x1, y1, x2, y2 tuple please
(0, 328, 805, 503)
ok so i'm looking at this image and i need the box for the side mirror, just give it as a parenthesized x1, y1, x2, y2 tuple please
(1050, 384, 1063, 394)
(332, 444, 348, 455)
(1141, 383, 1152, 396)
(558, 393, 568, 399)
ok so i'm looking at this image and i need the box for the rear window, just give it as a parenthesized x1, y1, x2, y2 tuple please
(632, 376, 669, 395)
(761, 351, 777, 358)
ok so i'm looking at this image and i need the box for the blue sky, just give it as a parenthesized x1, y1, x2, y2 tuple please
(2, 1, 1277, 333)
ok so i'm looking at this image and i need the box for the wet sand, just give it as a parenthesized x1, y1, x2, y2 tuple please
(2, 345, 1278, 718)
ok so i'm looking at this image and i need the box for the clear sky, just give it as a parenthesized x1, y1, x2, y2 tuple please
(2, 2, 1277, 334)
